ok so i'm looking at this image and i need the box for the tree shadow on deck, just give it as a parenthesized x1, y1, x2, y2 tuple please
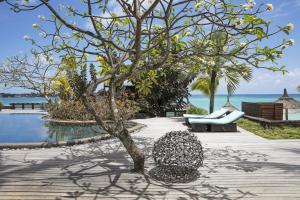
(1, 137, 299, 199)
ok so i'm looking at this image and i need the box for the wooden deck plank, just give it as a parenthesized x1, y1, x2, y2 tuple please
(1, 118, 300, 199)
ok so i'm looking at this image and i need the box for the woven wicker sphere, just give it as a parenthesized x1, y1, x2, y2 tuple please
(152, 131, 203, 170)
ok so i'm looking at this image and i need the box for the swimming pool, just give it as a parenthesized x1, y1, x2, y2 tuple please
(0, 114, 106, 144)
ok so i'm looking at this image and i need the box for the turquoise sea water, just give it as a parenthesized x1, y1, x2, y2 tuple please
(1, 95, 300, 119)
(0, 97, 48, 105)
(190, 94, 300, 120)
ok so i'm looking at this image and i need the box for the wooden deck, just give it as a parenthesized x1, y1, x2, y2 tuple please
(1, 117, 300, 199)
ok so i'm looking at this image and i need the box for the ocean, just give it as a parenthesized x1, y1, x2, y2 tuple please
(0, 97, 48, 105)
(189, 94, 300, 120)
(1, 94, 300, 119)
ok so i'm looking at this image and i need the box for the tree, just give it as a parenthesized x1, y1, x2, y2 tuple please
(3, 0, 294, 173)
(192, 64, 252, 112)
(134, 66, 195, 117)
(192, 77, 218, 98)
(0, 54, 58, 102)
(191, 25, 284, 113)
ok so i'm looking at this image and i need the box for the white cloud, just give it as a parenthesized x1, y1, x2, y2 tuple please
(190, 68, 300, 95)
(233, 68, 300, 94)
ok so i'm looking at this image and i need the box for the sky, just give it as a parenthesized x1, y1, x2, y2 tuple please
(0, 0, 300, 94)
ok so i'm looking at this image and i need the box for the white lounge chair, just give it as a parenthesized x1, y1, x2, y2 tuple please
(183, 108, 228, 124)
(188, 110, 245, 132)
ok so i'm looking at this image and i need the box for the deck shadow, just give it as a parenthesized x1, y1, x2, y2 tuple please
(2, 137, 299, 199)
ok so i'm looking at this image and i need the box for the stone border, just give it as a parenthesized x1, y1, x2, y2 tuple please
(43, 116, 97, 125)
(0, 109, 47, 114)
(0, 117, 146, 150)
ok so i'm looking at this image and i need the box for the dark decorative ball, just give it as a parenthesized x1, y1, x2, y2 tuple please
(152, 130, 204, 170)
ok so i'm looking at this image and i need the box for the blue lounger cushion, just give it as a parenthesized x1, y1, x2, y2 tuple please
(183, 108, 228, 119)
(188, 111, 245, 125)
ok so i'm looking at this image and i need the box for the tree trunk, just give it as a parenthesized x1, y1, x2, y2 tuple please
(83, 93, 146, 173)
(108, 81, 145, 173)
(118, 128, 145, 173)
(209, 70, 217, 114)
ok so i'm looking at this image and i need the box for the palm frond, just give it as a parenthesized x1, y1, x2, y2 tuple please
(191, 77, 219, 97)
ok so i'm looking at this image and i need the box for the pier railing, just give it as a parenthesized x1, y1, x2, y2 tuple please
(7, 103, 47, 110)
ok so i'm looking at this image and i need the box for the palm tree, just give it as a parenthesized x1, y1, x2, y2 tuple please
(192, 64, 252, 113)
(191, 31, 252, 113)
(223, 65, 252, 111)
(297, 85, 300, 92)
(191, 76, 217, 97)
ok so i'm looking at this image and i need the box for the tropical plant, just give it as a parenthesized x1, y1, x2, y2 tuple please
(4, 0, 293, 173)
(186, 107, 208, 115)
(133, 66, 195, 117)
(51, 74, 73, 101)
(297, 85, 300, 93)
(48, 98, 139, 121)
(191, 77, 219, 97)
(191, 31, 253, 113)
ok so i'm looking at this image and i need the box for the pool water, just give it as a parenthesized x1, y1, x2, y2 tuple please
(0, 114, 106, 144)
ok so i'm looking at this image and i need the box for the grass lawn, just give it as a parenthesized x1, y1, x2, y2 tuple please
(237, 118, 300, 139)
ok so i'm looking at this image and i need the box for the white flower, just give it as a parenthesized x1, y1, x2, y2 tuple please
(32, 23, 40, 28)
(234, 18, 244, 26)
(38, 15, 46, 20)
(248, 0, 256, 6)
(266, 4, 273, 11)
(208, 60, 215, 66)
(286, 23, 294, 31)
(48, 57, 54, 63)
(287, 39, 295, 46)
(242, 0, 256, 10)
(240, 42, 247, 47)
(23, 35, 31, 40)
(185, 31, 191, 36)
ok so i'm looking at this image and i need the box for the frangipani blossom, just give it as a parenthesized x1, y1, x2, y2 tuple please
(287, 39, 295, 46)
(266, 4, 273, 11)
(23, 35, 31, 40)
(286, 23, 295, 31)
(38, 15, 46, 20)
(32, 23, 40, 28)
(242, 0, 256, 10)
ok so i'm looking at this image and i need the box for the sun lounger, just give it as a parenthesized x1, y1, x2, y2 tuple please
(188, 111, 245, 132)
(183, 108, 228, 124)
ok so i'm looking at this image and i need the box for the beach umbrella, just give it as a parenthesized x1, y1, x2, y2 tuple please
(275, 88, 300, 120)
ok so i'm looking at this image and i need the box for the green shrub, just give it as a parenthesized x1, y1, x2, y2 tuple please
(48, 100, 101, 121)
(186, 107, 208, 115)
(0, 102, 3, 110)
(47, 97, 140, 121)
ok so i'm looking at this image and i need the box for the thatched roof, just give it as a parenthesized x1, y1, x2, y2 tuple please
(275, 88, 300, 109)
(222, 100, 239, 112)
